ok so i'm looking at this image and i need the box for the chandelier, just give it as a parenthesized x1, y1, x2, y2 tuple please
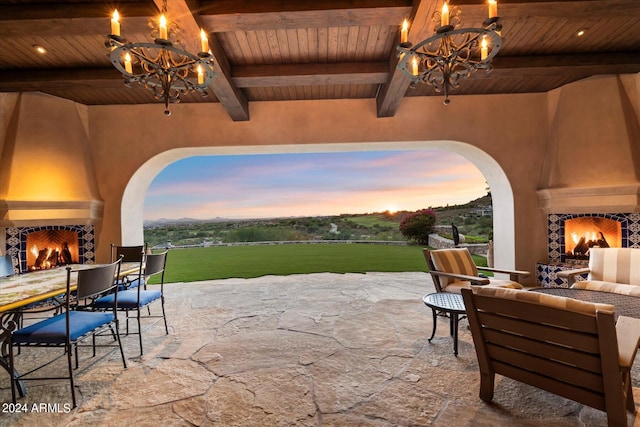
(105, 0, 216, 115)
(397, 0, 502, 104)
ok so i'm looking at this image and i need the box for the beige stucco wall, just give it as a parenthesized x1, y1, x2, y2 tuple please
(1, 73, 639, 284)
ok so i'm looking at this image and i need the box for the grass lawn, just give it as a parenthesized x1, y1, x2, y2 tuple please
(155, 244, 488, 283)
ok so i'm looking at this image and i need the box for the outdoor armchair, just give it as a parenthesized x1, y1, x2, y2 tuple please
(462, 286, 640, 427)
(558, 247, 640, 288)
(424, 247, 529, 293)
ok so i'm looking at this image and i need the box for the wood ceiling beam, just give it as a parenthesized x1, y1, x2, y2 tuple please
(155, 0, 249, 121)
(490, 52, 640, 77)
(232, 62, 389, 87)
(2, 53, 636, 93)
(199, 0, 413, 31)
(0, 3, 155, 37)
(376, 0, 436, 118)
(453, 0, 640, 19)
(0, 68, 123, 91)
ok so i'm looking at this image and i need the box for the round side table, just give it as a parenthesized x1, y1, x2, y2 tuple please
(423, 292, 466, 356)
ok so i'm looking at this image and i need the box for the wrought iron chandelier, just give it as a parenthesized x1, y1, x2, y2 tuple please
(105, 0, 216, 115)
(397, 0, 502, 104)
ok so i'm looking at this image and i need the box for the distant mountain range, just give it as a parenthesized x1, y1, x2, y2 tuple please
(144, 194, 492, 227)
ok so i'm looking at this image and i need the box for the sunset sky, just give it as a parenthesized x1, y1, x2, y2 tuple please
(143, 150, 488, 220)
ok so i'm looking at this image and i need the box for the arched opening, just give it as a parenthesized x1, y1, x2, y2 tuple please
(121, 141, 515, 268)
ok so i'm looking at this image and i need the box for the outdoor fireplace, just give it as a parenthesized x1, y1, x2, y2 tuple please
(5, 225, 95, 273)
(537, 213, 640, 287)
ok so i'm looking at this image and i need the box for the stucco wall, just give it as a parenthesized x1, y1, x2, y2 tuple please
(1, 73, 639, 284)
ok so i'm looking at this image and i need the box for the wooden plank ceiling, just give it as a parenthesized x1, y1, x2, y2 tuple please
(0, 0, 639, 121)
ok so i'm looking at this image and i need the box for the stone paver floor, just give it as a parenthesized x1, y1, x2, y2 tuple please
(1, 272, 636, 426)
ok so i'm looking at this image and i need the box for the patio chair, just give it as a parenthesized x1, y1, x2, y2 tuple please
(461, 286, 640, 427)
(94, 250, 169, 355)
(0, 254, 16, 277)
(110, 243, 146, 289)
(424, 247, 529, 293)
(9, 258, 128, 408)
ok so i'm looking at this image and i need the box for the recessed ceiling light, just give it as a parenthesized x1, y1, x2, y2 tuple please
(575, 29, 586, 37)
(33, 45, 47, 54)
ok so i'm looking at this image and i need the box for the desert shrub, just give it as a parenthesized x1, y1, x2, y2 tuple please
(399, 209, 436, 245)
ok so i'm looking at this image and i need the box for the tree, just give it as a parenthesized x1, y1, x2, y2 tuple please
(399, 209, 436, 245)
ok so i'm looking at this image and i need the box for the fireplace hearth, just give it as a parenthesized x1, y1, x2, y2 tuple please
(5, 225, 95, 273)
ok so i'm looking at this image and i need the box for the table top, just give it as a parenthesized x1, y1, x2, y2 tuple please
(0, 262, 140, 313)
(531, 287, 640, 319)
(423, 292, 466, 313)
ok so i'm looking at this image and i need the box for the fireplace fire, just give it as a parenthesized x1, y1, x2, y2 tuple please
(564, 217, 622, 260)
(25, 229, 79, 271)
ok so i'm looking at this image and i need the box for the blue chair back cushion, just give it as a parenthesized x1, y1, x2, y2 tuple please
(94, 289, 161, 310)
(12, 311, 115, 345)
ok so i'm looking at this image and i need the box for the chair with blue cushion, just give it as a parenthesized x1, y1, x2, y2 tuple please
(9, 258, 128, 408)
(110, 244, 146, 289)
(94, 250, 169, 355)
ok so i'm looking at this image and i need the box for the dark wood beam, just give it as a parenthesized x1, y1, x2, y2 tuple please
(376, 0, 437, 118)
(0, 68, 123, 91)
(490, 52, 640, 77)
(453, 0, 640, 19)
(199, 0, 413, 31)
(0, 3, 156, 36)
(3, 52, 636, 94)
(157, 0, 249, 121)
(232, 62, 389, 87)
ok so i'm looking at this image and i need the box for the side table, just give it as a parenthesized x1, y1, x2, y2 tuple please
(423, 292, 466, 356)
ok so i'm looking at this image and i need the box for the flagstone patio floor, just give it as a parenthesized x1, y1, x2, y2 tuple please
(1, 272, 637, 426)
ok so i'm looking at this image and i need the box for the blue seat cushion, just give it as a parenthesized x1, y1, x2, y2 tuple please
(94, 289, 161, 310)
(12, 311, 115, 345)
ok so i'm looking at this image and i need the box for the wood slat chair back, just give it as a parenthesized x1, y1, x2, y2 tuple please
(461, 287, 640, 427)
(110, 244, 145, 263)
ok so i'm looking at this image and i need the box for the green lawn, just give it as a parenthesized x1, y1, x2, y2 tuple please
(155, 244, 488, 283)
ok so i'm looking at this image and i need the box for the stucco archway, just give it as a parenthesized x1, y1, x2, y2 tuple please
(121, 141, 515, 268)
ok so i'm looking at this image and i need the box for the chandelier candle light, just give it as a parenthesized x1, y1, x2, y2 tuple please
(397, 0, 503, 104)
(106, 1, 216, 115)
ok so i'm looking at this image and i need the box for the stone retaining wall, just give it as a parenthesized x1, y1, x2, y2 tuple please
(427, 234, 489, 256)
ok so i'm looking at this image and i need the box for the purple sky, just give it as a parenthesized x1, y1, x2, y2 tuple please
(143, 150, 487, 220)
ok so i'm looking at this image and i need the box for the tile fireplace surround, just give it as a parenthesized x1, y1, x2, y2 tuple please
(537, 213, 640, 287)
(5, 225, 95, 273)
